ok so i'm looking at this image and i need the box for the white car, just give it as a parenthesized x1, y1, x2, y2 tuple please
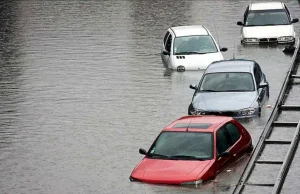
(161, 25, 227, 71)
(237, 2, 299, 44)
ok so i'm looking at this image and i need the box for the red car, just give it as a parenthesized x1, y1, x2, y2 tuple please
(130, 115, 253, 186)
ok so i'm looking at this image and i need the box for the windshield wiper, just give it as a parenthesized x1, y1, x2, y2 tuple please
(222, 89, 250, 92)
(200, 89, 220, 92)
(176, 52, 207, 55)
(170, 155, 208, 160)
(148, 153, 171, 159)
(247, 24, 281, 26)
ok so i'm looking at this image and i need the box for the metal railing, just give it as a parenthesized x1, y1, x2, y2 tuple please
(232, 36, 300, 194)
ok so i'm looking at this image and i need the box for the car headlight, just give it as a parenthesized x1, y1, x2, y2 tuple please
(278, 36, 294, 42)
(235, 108, 256, 116)
(244, 38, 258, 43)
(181, 179, 203, 188)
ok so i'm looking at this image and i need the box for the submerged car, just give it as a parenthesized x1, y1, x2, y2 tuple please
(237, 2, 299, 44)
(188, 59, 269, 118)
(130, 115, 253, 186)
(161, 25, 227, 71)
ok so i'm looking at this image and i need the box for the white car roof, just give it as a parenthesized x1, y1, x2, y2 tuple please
(170, 25, 209, 37)
(249, 2, 284, 10)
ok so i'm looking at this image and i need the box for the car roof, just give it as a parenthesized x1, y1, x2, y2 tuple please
(170, 25, 209, 37)
(249, 2, 284, 11)
(206, 59, 255, 74)
(163, 115, 233, 133)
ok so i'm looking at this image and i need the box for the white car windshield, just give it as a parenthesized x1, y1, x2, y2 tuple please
(199, 72, 255, 92)
(245, 9, 290, 26)
(148, 131, 213, 160)
(174, 35, 218, 55)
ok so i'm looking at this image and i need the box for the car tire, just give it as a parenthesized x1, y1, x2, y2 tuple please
(266, 87, 270, 98)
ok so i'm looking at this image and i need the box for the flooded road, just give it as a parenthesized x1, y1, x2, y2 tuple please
(0, 0, 300, 193)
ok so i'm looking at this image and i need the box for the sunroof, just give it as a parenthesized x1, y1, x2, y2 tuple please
(173, 123, 212, 129)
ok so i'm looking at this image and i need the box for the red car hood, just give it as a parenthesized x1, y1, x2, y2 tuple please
(131, 158, 212, 184)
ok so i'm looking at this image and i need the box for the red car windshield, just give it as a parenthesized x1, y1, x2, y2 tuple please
(148, 131, 213, 160)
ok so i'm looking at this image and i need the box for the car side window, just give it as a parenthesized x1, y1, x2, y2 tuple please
(284, 5, 291, 21)
(243, 6, 249, 23)
(254, 64, 262, 87)
(165, 34, 172, 52)
(225, 123, 240, 145)
(254, 65, 261, 87)
(163, 31, 170, 45)
(257, 64, 263, 82)
(216, 127, 231, 154)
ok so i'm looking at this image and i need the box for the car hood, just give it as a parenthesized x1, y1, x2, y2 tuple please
(242, 25, 294, 38)
(193, 92, 257, 111)
(173, 52, 223, 70)
(131, 158, 212, 184)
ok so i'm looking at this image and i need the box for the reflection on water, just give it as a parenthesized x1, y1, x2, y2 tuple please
(0, 0, 300, 193)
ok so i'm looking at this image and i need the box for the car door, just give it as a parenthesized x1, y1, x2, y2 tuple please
(215, 126, 232, 173)
(161, 31, 172, 66)
(215, 122, 243, 173)
(161, 31, 170, 65)
(225, 122, 244, 159)
(254, 63, 267, 104)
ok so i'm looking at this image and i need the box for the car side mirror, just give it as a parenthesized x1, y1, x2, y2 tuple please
(139, 148, 147, 155)
(218, 151, 230, 158)
(220, 47, 228, 52)
(237, 21, 244, 26)
(189, 84, 197, 90)
(162, 50, 170, 55)
(258, 83, 268, 88)
(292, 18, 299, 23)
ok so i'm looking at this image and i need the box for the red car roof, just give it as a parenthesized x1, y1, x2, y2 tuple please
(163, 115, 233, 133)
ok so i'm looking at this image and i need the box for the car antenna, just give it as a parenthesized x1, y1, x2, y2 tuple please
(186, 119, 193, 131)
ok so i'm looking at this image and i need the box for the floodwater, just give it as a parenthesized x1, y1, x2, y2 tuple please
(0, 0, 300, 193)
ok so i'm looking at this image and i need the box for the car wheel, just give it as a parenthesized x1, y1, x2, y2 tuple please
(266, 87, 270, 98)
(258, 107, 261, 117)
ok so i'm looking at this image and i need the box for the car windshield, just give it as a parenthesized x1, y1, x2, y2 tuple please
(173, 35, 218, 55)
(148, 131, 213, 160)
(199, 72, 255, 92)
(245, 9, 290, 26)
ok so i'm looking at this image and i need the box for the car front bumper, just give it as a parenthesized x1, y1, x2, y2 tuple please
(242, 37, 295, 44)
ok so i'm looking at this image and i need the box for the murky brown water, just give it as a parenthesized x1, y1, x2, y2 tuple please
(1, 0, 300, 193)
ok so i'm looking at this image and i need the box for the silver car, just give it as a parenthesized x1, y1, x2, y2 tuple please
(188, 59, 269, 118)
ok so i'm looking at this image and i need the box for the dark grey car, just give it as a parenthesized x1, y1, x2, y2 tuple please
(188, 59, 269, 118)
